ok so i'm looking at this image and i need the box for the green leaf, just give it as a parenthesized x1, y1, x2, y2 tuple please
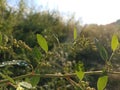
(6, 75, 15, 84)
(97, 75, 108, 90)
(74, 28, 77, 40)
(95, 39, 108, 61)
(75, 63, 84, 80)
(0, 73, 15, 83)
(37, 34, 48, 53)
(111, 34, 119, 51)
(99, 47, 108, 61)
(32, 47, 42, 62)
(76, 70, 84, 81)
(30, 69, 40, 86)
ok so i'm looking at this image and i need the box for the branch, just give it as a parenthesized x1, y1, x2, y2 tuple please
(0, 71, 120, 84)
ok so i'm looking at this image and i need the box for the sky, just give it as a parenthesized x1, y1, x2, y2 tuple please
(7, 0, 120, 25)
(34, 0, 120, 25)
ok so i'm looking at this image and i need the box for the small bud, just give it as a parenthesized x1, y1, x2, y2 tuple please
(16, 44, 19, 47)
(16, 86, 24, 90)
(85, 81, 89, 86)
(18, 40, 23, 44)
(86, 87, 91, 90)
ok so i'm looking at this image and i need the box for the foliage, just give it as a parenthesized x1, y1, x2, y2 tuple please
(74, 28, 77, 40)
(13, 11, 75, 48)
(97, 75, 108, 90)
(111, 34, 119, 52)
(37, 34, 48, 53)
(95, 39, 108, 61)
(0, 0, 120, 90)
(75, 63, 85, 81)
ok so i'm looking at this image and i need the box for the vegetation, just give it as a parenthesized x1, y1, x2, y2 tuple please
(0, 0, 120, 90)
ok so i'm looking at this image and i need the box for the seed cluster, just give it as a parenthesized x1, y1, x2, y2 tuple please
(13, 39, 32, 51)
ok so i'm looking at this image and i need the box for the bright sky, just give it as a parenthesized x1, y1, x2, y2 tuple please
(35, 0, 120, 25)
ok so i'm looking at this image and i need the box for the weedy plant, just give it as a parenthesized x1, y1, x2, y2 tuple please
(96, 34, 119, 90)
(74, 32, 120, 90)
(0, 28, 120, 90)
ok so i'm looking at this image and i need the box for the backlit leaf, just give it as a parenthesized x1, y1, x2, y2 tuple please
(97, 75, 108, 90)
(111, 34, 119, 51)
(74, 28, 77, 40)
(75, 63, 84, 80)
(76, 70, 84, 81)
(37, 34, 48, 53)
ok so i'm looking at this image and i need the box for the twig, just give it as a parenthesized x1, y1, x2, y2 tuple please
(0, 71, 120, 84)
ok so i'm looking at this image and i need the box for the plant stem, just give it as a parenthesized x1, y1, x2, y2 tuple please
(0, 71, 120, 84)
(109, 51, 115, 62)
